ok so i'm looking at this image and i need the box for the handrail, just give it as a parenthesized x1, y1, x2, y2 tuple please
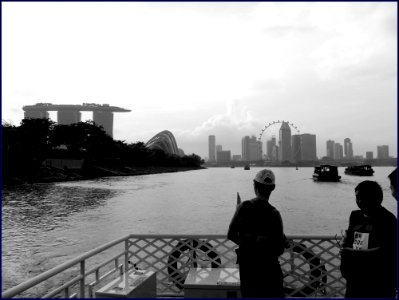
(1, 234, 130, 298)
(2, 234, 341, 298)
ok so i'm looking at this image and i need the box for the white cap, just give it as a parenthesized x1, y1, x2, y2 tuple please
(254, 169, 276, 185)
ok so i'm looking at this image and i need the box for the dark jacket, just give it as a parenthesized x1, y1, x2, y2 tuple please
(340, 207, 397, 298)
(227, 198, 285, 259)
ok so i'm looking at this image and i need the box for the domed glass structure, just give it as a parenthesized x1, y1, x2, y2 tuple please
(145, 130, 183, 156)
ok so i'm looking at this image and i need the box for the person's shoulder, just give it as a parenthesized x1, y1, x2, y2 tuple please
(239, 199, 256, 209)
(349, 209, 362, 218)
(379, 206, 397, 221)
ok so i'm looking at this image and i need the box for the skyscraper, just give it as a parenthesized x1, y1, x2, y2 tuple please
(377, 145, 389, 159)
(242, 136, 261, 162)
(216, 150, 231, 162)
(326, 140, 335, 159)
(242, 136, 250, 161)
(279, 122, 292, 162)
(266, 136, 276, 160)
(300, 134, 317, 161)
(292, 134, 317, 161)
(249, 140, 262, 161)
(366, 151, 373, 159)
(291, 135, 301, 161)
(344, 138, 353, 159)
(208, 135, 216, 162)
(334, 143, 343, 160)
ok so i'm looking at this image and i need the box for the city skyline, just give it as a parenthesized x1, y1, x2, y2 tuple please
(2, 2, 397, 159)
(208, 132, 393, 162)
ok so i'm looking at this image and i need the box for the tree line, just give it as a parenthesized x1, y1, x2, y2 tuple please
(2, 118, 204, 177)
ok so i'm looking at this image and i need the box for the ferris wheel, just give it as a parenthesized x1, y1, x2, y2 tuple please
(258, 120, 301, 161)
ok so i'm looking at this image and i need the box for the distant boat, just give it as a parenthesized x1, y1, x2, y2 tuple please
(230, 165, 235, 168)
(244, 165, 250, 170)
(313, 165, 341, 182)
(344, 165, 374, 176)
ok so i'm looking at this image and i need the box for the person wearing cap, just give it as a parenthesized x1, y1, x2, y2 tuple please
(388, 168, 397, 200)
(227, 169, 286, 298)
(340, 180, 397, 298)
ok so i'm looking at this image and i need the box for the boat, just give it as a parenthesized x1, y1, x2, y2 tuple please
(244, 165, 250, 170)
(344, 165, 374, 176)
(230, 165, 235, 168)
(313, 165, 341, 182)
(1, 233, 346, 299)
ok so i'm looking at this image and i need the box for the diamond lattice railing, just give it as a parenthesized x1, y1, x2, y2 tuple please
(127, 234, 346, 297)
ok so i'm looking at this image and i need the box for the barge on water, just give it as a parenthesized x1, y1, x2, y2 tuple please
(344, 165, 374, 176)
(2, 234, 347, 298)
(313, 165, 341, 182)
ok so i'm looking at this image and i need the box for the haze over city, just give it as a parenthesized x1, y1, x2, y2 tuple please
(2, 2, 397, 159)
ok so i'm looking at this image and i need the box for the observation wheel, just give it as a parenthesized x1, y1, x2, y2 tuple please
(258, 120, 301, 162)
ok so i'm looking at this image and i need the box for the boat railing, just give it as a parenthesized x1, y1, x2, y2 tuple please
(2, 234, 346, 298)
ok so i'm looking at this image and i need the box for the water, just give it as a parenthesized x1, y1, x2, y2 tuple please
(2, 166, 397, 292)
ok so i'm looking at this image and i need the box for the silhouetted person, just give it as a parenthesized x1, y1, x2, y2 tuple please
(388, 168, 397, 200)
(340, 180, 397, 298)
(227, 169, 285, 298)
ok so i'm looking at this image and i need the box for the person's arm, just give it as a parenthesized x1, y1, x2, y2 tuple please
(341, 211, 355, 249)
(227, 204, 242, 246)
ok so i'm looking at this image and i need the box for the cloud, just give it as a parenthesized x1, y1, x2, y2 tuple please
(173, 100, 263, 156)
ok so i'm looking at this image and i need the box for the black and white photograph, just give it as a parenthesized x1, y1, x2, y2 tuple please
(2, 2, 397, 298)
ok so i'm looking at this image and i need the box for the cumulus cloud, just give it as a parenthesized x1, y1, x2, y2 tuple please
(174, 100, 263, 156)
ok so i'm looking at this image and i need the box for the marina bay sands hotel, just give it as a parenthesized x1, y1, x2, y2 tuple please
(23, 103, 131, 138)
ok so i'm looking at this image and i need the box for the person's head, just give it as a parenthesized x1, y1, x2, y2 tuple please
(354, 180, 383, 213)
(253, 169, 276, 199)
(388, 168, 397, 200)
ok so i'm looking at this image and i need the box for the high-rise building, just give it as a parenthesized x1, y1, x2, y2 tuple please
(266, 136, 277, 160)
(301, 134, 317, 161)
(344, 138, 354, 159)
(208, 135, 216, 162)
(216, 150, 231, 162)
(377, 145, 389, 159)
(366, 152, 373, 159)
(241, 136, 262, 161)
(249, 140, 262, 161)
(292, 134, 317, 161)
(334, 143, 343, 160)
(216, 145, 223, 153)
(326, 140, 335, 159)
(291, 135, 301, 161)
(272, 145, 279, 161)
(242, 136, 250, 161)
(278, 122, 292, 162)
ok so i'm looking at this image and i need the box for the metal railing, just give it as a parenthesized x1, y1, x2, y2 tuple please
(2, 234, 346, 298)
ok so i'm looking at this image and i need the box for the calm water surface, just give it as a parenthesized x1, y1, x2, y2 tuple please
(2, 166, 397, 292)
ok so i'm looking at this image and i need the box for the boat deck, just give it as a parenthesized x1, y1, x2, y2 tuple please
(2, 234, 346, 298)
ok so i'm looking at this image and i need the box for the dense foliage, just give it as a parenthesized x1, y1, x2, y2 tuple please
(2, 118, 204, 177)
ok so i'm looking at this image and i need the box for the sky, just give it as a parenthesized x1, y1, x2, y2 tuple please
(2, 2, 397, 159)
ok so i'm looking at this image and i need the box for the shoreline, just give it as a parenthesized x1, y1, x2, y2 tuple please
(2, 165, 206, 187)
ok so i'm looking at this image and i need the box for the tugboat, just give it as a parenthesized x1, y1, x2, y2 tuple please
(244, 165, 250, 170)
(313, 165, 341, 182)
(344, 165, 374, 176)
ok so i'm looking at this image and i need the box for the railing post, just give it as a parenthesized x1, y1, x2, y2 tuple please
(125, 237, 129, 289)
(80, 260, 85, 298)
